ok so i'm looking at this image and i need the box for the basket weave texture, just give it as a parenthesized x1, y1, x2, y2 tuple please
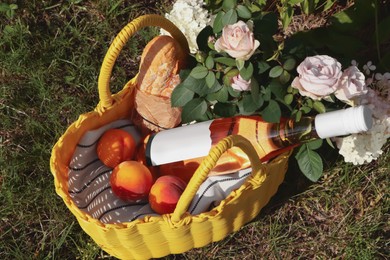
(50, 14, 291, 260)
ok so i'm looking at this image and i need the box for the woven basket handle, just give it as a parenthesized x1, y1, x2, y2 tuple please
(171, 135, 264, 222)
(97, 14, 189, 109)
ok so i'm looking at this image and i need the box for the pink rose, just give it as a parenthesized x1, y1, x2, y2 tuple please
(231, 75, 251, 91)
(292, 55, 342, 100)
(214, 21, 260, 61)
(335, 66, 367, 103)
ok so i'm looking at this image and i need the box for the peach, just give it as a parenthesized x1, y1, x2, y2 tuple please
(149, 175, 187, 214)
(97, 128, 136, 168)
(110, 161, 153, 201)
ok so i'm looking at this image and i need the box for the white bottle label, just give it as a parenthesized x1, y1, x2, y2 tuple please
(146, 121, 213, 166)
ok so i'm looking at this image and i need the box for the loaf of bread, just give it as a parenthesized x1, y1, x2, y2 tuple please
(134, 35, 187, 132)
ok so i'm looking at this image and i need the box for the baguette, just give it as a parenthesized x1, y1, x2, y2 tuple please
(134, 35, 187, 131)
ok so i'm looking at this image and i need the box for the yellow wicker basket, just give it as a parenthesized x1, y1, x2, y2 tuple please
(50, 14, 291, 259)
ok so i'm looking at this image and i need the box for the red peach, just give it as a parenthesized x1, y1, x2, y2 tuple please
(149, 175, 187, 214)
(110, 161, 153, 201)
(97, 129, 136, 168)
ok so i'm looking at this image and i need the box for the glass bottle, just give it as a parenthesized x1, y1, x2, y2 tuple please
(145, 106, 372, 177)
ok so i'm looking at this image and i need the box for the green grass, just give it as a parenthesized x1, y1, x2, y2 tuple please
(1, 0, 389, 259)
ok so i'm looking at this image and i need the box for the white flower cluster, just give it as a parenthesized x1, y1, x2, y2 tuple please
(335, 61, 390, 165)
(336, 119, 389, 165)
(161, 0, 213, 53)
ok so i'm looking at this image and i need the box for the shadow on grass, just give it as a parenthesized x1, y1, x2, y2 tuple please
(253, 145, 341, 222)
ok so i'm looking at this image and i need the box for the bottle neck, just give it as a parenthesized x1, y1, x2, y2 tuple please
(270, 117, 320, 148)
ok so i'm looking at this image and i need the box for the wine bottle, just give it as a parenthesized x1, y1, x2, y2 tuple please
(145, 106, 373, 176)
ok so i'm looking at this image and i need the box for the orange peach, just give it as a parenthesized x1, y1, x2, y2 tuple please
(97, 129, 136, 168)
(110, 161, 153, 201)
(149, 175, 187, 214)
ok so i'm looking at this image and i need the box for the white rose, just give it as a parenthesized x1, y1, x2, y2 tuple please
(231, 75, 251, 91)
(214, 21, 260, 61)
(335, 66, 367, 104)
(292, 55, 342, 100)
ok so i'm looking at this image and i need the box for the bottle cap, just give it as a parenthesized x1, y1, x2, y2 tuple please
(314, 105, 373, 139)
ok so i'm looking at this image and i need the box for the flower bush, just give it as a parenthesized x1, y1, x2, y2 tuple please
(164, 0, 390, 181)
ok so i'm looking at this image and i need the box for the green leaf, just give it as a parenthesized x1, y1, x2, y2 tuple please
(307, 139, 323, 150)
(3, 25, 14, 33)
(324, 0, 336, 11)
(301, 0, 313, 15)
(171, 84, 195, 107)
(305, 98, 313, 107)
(236, 59, 245, 70)
(331, 11, 354, 30)
(250, 77, 260, 100)
(65, 75, 75, 84)
(284, 93, 293, 105)
(196, 110, 213, 122)
(205, 71, 216, 88)
(236, 5, 251, 19)
(222, 9, 238, 26)
(181, 76, 209, 96)
(261, 100, 281, 123)
(279, 70, 291, 84)
(313, 100, 326, 113)
(295, 145, 323, 182)
(214, 102, 237, 117)
(239, 93, 261, 114)
(179, 68, 191, 80)
(9, 4, 18, 10)
(262, 86, 272, 101)
(258, 61, 271, 73)
(207, 85, 229, 102)
(300, 106, 311, 114)
(190, 66, 209, 79)
(228, 85, 241, 97)
(269, 65, 283, 78)
(330, 1, 375, 33)
(215, 57, 236, 66)
(6, 9, 15, 18)
(283, 58, 296, 71)
(181, 98, 208, 123)
(0, 3, 9, 12)
(268, 79, 285, 100)
(213, 11, 224, 33)
(222, 0, 237, 11)
(209, 78, 223, 93)
(280, 5, 294, 30)
(326, 137, 336, 149)
(205, 55, 215, 69)
(223, 68, 239, 86)
(239, 62, 254, 81)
